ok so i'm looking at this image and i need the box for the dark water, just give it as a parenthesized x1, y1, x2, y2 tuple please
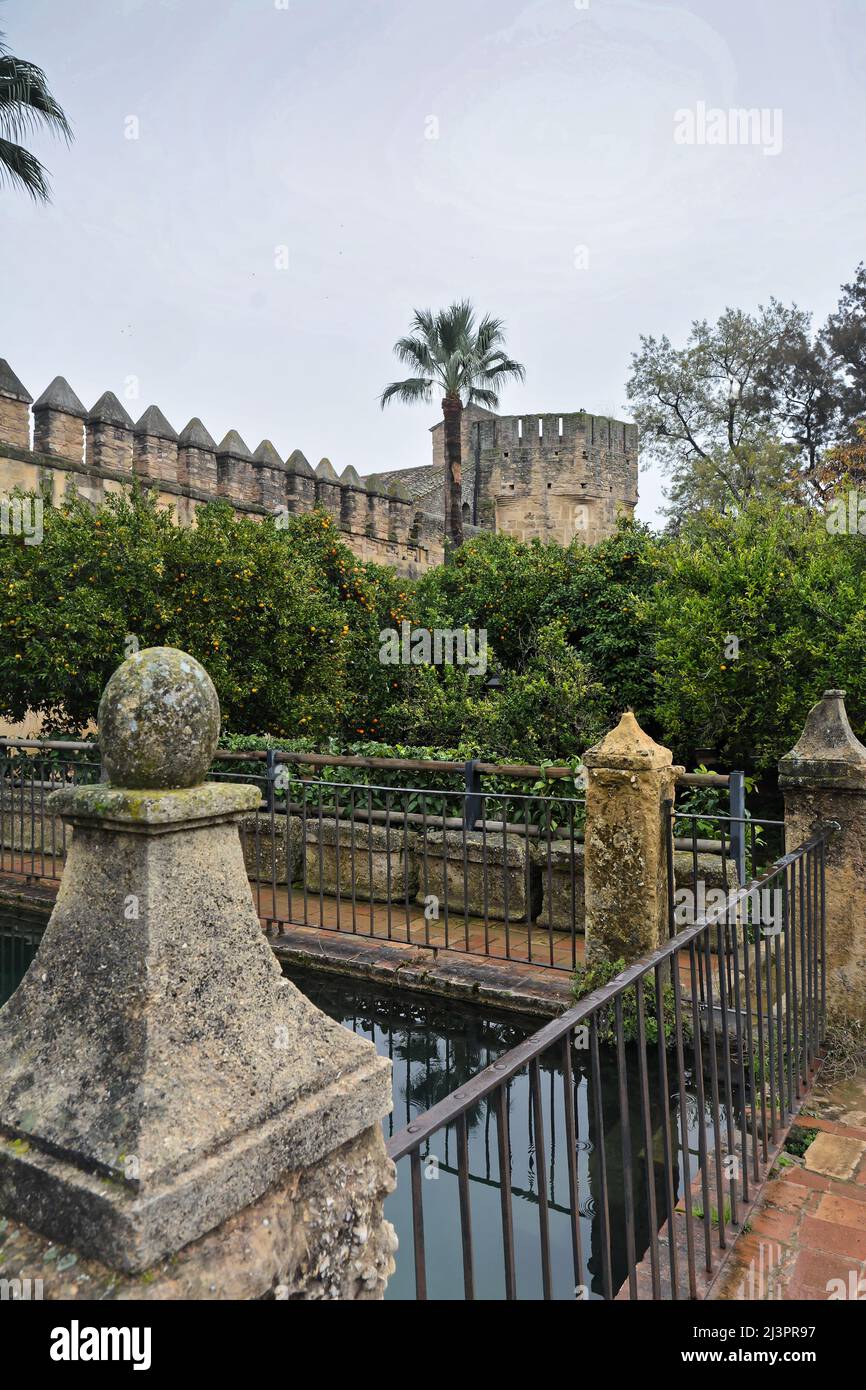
(0, 914, 42, 1008)
(1, 920, 739, 1301)
(280, 967, 739, 1301)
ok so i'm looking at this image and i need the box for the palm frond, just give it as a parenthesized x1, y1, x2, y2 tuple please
(0, 134, 51, 200)
(393, 334, 436, 375)
(383, 300, 525, 411)
(436, 300, 476, 358)
(474, 313, 506, 356)
(380, 376, 435, 409)
(479, 354, 526, 385)
(409, 307, 437, 343)
(466, 387, 500, 409)
(0, 55, 72, 144)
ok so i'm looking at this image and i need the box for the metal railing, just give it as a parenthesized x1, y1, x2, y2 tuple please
(0, 740, 747, 974)
(235, 772, 587, 971)
(0, 742, 101, 882)
(384, 825, 827, 1300)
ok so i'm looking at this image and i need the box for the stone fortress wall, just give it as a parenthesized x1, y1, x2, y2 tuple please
(0, 357, 638, 575)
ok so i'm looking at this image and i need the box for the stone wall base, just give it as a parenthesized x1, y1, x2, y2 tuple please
(417, 830, 540, 924)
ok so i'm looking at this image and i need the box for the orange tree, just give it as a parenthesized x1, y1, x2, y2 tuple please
(648, 499, 866, 770)
(0, 487, 407, 737)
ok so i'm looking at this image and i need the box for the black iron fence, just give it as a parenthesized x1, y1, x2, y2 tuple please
(384, 827, 827, 1299)
(247, 775, 587, 970)
(0, 739, 746, 974)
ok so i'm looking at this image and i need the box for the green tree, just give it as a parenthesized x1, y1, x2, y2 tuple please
(823, 263, 866, 434)
(0, 488, 404, 739)
(626, 300, 836, 525)
(411, 523, 661, 737)
(647, 499, 866, 770)
(380, 621, 607, 763)
(0, 24, 71, 201)
(380, 301, 525, 550)
(413, 530, 571, 668)
(540, 519, 661, 727)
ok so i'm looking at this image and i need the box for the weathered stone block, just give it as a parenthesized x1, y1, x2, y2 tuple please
(779, 689, 866, 1023)
(32, 376, 87, 460)
(177, 418, 218, 494)
(0, 399, 30, 450)
(86, 393, 134, 473)
(534, 839, 585, 932)
(216, 430, 258, 504)
(133, 406, 178, 484)
(0, 649, 393, 1282)
(584, 712, 683, 966)
(0, 1125, 397, 1301)
(0, 792, 67, 856)
(303, 816, 418, 903)
(417, 829, 541, 923)
(240, 811, 303, 885)
(672, 850, 739, 893)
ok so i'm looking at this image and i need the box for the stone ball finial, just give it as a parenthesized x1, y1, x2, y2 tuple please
(98, 647, 220, 789)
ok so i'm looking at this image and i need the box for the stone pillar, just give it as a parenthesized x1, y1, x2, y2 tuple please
(583, 711, 683, 965)
(779, 689, 866, 1023)
(388, 485, 413, 544)
(252, 438, 289, 511)
(285, 448, 317, 515)
(0, 359, 32, 449)
(177, 417, 218, 493)
(315, 457, 343, 521)
(363, 480, 392, 539)
(339, 465, 367, 533)
(0, 647, 395, 1298)
(216, 429, 256, 505)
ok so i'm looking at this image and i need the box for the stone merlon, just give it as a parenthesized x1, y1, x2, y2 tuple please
(135, 404, 178, 441)
(88, 391, 135, 428)
(0, 359, 32, 403)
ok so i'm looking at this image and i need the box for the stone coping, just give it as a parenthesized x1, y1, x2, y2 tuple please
(0, 1051, 390, 1273)
(584, 710, 679, 773)
(779, 689, 866, 792)
(46, 781, 260, 829)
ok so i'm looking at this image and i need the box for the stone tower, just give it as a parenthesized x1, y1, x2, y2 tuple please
(471, 410, 638, 545)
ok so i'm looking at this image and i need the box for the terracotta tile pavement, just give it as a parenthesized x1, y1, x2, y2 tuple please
(712, 1067, 866, 1302)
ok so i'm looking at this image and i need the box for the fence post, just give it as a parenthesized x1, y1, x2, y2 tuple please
(265, 748, 277, 813)
(463, 758, 482, 831)
(583, 711, 684, 966)
(779, 688, 866, 1023)
(729, 769, 746, 885)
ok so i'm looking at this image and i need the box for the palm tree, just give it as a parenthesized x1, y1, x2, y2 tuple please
(0, 26, 71, 202)
(381, 301, 525, 549)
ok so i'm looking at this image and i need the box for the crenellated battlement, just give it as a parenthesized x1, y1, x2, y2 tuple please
(0, 360, 439, 576)
(0, 357, 638, 571)
(427, 406, 639, 544)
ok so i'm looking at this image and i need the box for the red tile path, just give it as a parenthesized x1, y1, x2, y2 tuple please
(712, 1068, 866, 1301)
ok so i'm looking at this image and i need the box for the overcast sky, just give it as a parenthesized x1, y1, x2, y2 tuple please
(2, 0, 864, 523)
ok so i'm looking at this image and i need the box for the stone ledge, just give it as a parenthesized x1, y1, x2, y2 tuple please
(47, 780, 259, 829)
(270, 923, 572, 1018)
